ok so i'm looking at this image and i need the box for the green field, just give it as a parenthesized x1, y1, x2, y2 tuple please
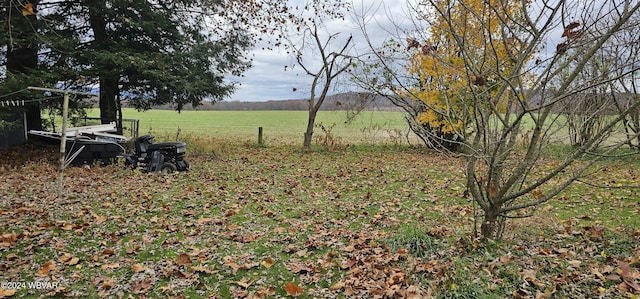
(79, 109, 634, 148)
(84, 109, 412, 145)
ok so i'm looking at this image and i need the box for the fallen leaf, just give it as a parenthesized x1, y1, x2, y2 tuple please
(387, 271, 405, 285)
(288, 261, 313, 274)
(619, 262, 634, 279)
(261, 257, 274, 268)
(132, 280, 153, 294)
(284, 282, 304, 296)
(235, 277, 252, 288)
(90, 210, 107, 224)
(67, 257, 80, 265)
(591, 267, 605, 280)
(567, 260, 581, 268)
(406, 285, 424, 299)
(5, 254, 17, 261)
(223, 256, 259, 274)
(126, 244, 140, 255)
(197, 217, 213, 224)
(101, 263, 120, 271)
(176, 253, 192, 266)
(0, 234, 17, 248)
(535, 290, 547, 299)
(618, 281, 630, 294)
(513, 288, 530, 299)
(522, 269, 544, 287)
(522, 269, 537, 281)
(255, 286, 276, 297)
(173, 270, 192, 279)
(330, 281, 345, 290)
(624, 280, 640, 292)
(59, 253, 72, 263)
(101, 277, 116, 289)
(35, 260, 58, 277)
(191, 265, 217, 274)
(132, 263, 147, 273)
(59, 253, 80, 266)
(0, 287, 16, 298)
(607, 274, 621, 280)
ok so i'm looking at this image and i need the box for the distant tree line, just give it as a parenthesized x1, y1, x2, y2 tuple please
(147, 92, 401, 111)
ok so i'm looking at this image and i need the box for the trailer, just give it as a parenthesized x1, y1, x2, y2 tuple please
(28, 122, 128, 166)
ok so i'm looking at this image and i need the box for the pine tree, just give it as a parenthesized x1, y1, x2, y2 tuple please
(1, 0, 44, 130)
(45, 0, 251, 127)
(3, 0, 253, 131)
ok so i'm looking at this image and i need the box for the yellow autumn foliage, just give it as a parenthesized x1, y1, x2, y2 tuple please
(404, 0, 528, 134)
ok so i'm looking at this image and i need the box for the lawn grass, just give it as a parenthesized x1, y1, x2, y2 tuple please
(1, 139, 638, 298)
(4, 107, 640, 297)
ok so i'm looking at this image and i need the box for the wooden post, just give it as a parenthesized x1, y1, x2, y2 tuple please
(258, 127, 264, 146)
(58, 92, 69, 198)
(27, 86, 93, 199)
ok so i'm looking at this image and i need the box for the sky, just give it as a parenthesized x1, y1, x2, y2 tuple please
(227, 0, 409, 102)
(225, 0, 573, 102)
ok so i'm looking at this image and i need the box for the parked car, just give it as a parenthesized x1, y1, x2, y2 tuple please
(126, 135, 189, 173)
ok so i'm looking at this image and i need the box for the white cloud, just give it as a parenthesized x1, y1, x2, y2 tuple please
(228, 0, 411, 102)
(229, 47, 307, 101)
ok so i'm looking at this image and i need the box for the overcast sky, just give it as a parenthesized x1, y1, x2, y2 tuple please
(226, 0, 577, 103)
(228, 0, 409, 102)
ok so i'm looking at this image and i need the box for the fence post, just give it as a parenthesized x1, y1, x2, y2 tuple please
(258, 127, 264, 146)
(27, 86, 93, 199)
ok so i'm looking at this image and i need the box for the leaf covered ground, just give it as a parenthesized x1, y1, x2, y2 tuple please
(1, 142, 639, 298)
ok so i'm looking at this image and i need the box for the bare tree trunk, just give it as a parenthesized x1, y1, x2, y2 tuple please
(116, 94, 123, 135)
(303, 99, 317, 147)
(98, 77, 118, 127)
(88, 4, 118, 127)
(480, 211, 501, 240)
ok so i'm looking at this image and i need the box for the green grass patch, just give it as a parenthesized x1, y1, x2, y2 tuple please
(1, 140, 638, 298)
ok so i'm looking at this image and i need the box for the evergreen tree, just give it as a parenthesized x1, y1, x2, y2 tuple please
(1, 0, 44, 130)
(3, 0, 252, 131)
(47, 0, 251, 127)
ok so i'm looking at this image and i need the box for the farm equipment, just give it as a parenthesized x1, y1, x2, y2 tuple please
(126, 135, 189, 173)
(29, 121, 189, 173)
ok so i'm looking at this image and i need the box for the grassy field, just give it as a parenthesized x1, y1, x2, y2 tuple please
(77, 109, 632, 149)
(82, 109, 413, 146)
(1, 110, 639, 298)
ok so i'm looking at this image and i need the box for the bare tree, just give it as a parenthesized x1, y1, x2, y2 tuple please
(602, 13, 640, 150)
(244, 0, 354, 148)
(296, 26, 353, 148)
(357, 0, 640, 239)
(274, 1, 354, 148)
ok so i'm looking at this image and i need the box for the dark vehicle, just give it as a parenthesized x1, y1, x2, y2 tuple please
(126, 135, 189, 173)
